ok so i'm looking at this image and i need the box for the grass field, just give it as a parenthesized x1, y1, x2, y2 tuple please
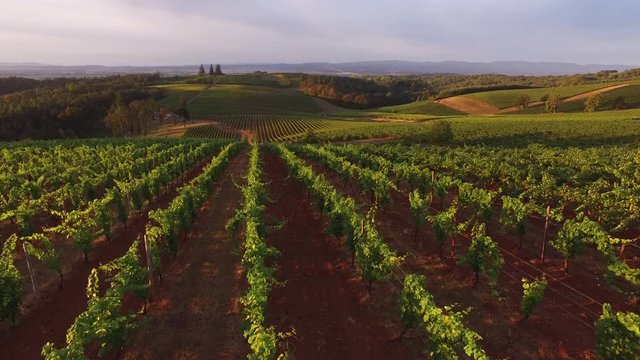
(516, 84, 640, 114)
(375, 100, 465, 116)
(154, 83, 210, 109)
(155, 84, 321, 115)
(463, 82, 626, 109)
(187, 85, 322, 115)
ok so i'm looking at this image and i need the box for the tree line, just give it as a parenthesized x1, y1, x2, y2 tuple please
(298, 68, 640, 109)
(0, 74, 162, 141)
(0, 77, 69, 96)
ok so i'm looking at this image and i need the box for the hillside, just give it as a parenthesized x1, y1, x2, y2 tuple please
(427, 80, 640, 115)
(157, 84, 322, 116)
(463, 83, 617, 109)
(513, 84, 640, 114)
(375, 100, 464, 116)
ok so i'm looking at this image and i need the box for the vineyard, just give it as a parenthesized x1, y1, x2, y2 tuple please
(184, 112, 384, 142)
(1, 131, 638, 359)
(0, 138, 242, 358)
(279, 141, 640, 359)
(186, 84, 322, 115)
(6, 1, 640, 357)
(183, 124, 241, 140)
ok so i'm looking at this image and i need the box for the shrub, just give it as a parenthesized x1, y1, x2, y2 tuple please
(430, 120, 454, 143)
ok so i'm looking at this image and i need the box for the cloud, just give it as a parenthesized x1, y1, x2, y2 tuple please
(0, 0, 638, 65)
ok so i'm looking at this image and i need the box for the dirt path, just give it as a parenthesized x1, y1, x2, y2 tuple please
(119, 150, 249, 360)
(435, 96, 499, 115)
(562, 83, 630, 102)
(262, 150, 412, 359)
(0, 159, 212, 359)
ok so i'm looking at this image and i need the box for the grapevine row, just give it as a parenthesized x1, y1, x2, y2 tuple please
(187, 113, 329, 143)
(0, 141, 232, 325)
(319, 143, 640, 359)
(227, 143, 287, 359)
(327, 143, 640, 286)
(270, 144, 488, 359)
(291, 144, 397, 205)
(39, 141, 244, 358)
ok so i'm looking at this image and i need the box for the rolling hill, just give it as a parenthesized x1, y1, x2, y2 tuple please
(156, 84, 322, 115)
(427, 81, 640, 115)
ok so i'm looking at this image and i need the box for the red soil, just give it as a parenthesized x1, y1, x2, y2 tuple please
(303, 157, 635, 359)
(0, 159, 211, 359)
(118, 150, 249, 360)
(3, 145, 634, 359)
(262, 150, 417, 359)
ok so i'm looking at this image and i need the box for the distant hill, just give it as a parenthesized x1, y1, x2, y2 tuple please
(0, 60, 636, 78)
(223, 61, 637, 76)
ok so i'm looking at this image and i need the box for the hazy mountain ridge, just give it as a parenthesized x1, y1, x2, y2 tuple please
(0, 60, 635, 78)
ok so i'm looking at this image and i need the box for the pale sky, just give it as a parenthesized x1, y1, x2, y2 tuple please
(1, 0, 639, 66)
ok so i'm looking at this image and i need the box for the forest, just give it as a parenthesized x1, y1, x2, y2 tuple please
(0, 74, 163, 141)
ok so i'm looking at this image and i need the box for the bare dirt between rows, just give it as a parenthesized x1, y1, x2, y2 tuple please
(118, 149, 249, 360)
(0, 158, 211, 359)
(302, 156, 635, 359)
(262, 150, 418, 359)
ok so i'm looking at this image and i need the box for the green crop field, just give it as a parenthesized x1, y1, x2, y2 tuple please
(301, 109, 640, 145)
(183, 113, 383, 142)
(449, 108, 640, 145)
(463, 82, 623, 109)
(375, 100, 465, 116)
(187, 85, 322, 115)
(327, 110, 448, 121)
(182, 124, 241, 140)
(516, 84, 640, 114)
(154, 84, 210, 109)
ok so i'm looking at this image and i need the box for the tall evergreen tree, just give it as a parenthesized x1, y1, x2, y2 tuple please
(198, 64, 205, 76)
(209, 64, 214, 76)
(215, 64, 223, 76)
